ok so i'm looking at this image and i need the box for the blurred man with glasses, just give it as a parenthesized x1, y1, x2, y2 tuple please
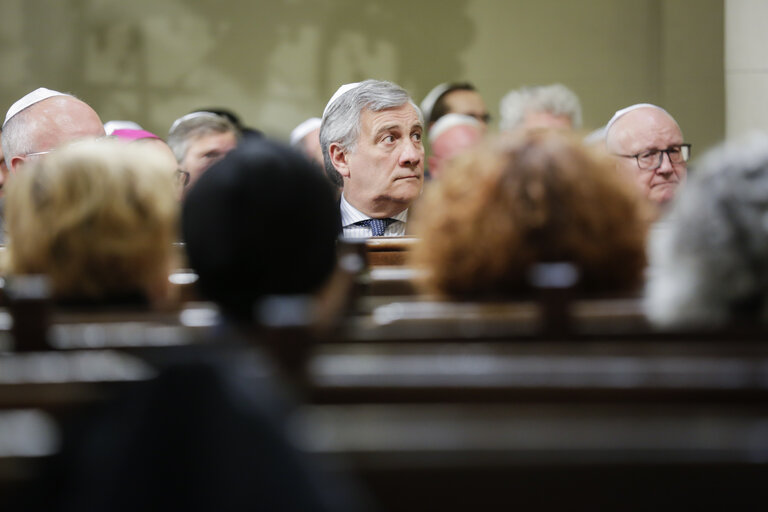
(605, 103, 690, 210)
(167, 112, 239, 194)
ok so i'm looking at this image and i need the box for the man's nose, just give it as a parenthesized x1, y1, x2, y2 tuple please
(656, 151, 675, 178)
(399, 140, 423, 167)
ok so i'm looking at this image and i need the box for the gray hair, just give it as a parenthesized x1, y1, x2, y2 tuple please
(645, 132, 768, 327)
(2, 106, 41, 166)
(319, 79, 423, 188)
(167, 112, 238, 163)
(499, 83, 582, 132)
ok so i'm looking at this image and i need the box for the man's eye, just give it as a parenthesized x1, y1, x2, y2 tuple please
(667, 147, 681, 156)
(639, 150, 658, 160)
(383, 135, 395, 143)
(412, 132, 422, 142)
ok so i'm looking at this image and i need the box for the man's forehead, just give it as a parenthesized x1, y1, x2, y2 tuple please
(190, 131, 237, 149)
(444, 89, 485, 109)
(611, 107, 682, 150)
(363, 104, 421, 129)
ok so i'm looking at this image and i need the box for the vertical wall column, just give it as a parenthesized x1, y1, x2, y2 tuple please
(725, 0, 768, 138)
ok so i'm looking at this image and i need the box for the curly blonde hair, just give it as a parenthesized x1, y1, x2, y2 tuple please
(4, 138, 179, 302)
(410, 131, 649, 298)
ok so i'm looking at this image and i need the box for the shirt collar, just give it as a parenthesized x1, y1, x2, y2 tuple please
(340, 194, 408, 227)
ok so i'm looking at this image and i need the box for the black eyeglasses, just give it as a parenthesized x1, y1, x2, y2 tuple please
(176, 169, 190, 188)
(614, 144, 691, 171)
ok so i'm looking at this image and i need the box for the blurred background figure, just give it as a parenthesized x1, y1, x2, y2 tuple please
(411, 131, 648, 298)
(646, 133, 768, 328)
(111, 128, 184, 196)
(427, 113, 483, 179)
(0, 127, 8, 197)
(290, 117, 324, 168)
(192, 107, 263, 140)
(167, 112, 240, 192)
(3, 138, 178, 308)
(499, 83, 582, 134)
(183, 138, 340, 323)
(420, 82, 490, 131)
(112, 128, 178, 169)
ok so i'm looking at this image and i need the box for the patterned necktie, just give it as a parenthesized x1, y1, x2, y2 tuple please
(354, 218, 396, 237)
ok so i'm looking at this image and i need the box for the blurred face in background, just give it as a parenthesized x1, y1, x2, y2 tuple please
(180, 131, 238, 187)
(300, 128, 324, 168)
(0, 134, 7, 197)
(442, 89, 490, 127)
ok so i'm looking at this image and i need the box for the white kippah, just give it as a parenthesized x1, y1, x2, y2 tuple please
(428, 113, 481, 143)
(420, 83, 451, 123)
(322, 82, 362, 119)
(168, 111, 222, 134)
(104, 120, 143, 136)
(289, 117, 322, 147)
(604, 103, 670, 139)
(3, 87, 70, 128)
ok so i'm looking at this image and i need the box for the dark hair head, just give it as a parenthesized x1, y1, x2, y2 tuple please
(192, 107, 263, 139)
(182, 138, 341, 322)
(429, 82, 477, 125)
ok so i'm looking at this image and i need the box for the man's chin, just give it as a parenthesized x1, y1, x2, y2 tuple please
(649, 184, 679, 206)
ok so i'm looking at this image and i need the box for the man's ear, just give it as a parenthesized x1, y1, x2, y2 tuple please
(9, 155, 26, 173)
(329, 142, 351, 179)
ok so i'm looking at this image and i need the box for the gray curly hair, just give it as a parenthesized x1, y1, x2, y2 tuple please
(645, 132, 768, 327)
(499, 83, 582, 132)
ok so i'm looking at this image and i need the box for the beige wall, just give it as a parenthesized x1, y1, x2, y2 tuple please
(0, 0, 723, 152)
(725, 0, 768, 138)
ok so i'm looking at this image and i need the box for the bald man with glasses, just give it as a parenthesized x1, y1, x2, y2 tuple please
(605, 103, 690, 211)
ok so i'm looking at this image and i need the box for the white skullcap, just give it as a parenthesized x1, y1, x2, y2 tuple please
(3, 87, 70, 128)
(420, 83, 451, 123)
(168, 111, 222, 134)
(428, 113, 481, 143)
(322, 82, 362, 119)
(290, 117, 322, 147)
(604, 103, 670, 139)
(104, 120, 143, 136)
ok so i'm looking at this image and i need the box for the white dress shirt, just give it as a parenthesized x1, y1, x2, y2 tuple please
(340, 195, 408, 238)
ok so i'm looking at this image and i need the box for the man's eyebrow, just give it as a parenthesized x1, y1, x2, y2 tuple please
(641, 143, 683, 152)
(374, 124, 402, 137)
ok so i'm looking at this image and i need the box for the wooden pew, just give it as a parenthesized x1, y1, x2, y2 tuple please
(295, 262, 768, 512)
(293, 398, 768, 511)
(359, 236, 418, 267)
(297, 326, 768, 511)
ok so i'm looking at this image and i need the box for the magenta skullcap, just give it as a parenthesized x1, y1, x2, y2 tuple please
(112, 128, 161, 141)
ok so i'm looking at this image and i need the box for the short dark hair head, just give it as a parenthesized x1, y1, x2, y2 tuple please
(429, 82, 477, 125)
(182, 138, 341, 322)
